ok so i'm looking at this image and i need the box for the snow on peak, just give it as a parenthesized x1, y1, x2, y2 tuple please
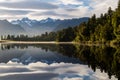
(40, 17, 56, 23)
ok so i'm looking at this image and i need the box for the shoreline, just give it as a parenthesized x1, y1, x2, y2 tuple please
(0, 40, 75, 44)
(0, 40, 119, 47)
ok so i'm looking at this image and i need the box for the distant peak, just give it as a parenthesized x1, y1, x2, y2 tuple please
(41, 17, 54, 21)
(39, 17, 55, 23)
(46, 17, 53, 20)
(0, 19, 9, 23)
(21, 17, 30, 21)
(2, 19, 8, 22)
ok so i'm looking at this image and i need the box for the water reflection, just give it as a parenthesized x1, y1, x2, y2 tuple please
(0, 43, 119, 79)
(0, 44, 81, 65)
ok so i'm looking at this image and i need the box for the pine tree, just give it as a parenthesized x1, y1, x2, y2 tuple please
(118, 0, 120, 10)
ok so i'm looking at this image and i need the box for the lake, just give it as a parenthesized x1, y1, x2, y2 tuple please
(0, 43, 119, 80)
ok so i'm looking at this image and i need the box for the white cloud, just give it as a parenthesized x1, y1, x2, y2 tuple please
(89, 0, 118, 17)
(0, 0, 24, 2)
(0, 0, 118, 20)
(58, 0, 83, 5)
(0, 1, 58, 10)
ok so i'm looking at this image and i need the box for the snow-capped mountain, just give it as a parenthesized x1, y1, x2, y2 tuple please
(11, 17, 89, 35)
(12, 17, 56, 26)
(12, 17, 36, 27)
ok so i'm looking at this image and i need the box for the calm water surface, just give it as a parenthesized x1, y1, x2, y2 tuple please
(0, 43, 119, 80)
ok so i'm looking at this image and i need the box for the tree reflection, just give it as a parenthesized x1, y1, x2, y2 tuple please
(70, 45, 119, 79)
(0, 43, 120, 79)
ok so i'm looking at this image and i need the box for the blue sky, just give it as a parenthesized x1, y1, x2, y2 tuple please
(0, 0, 118, 20)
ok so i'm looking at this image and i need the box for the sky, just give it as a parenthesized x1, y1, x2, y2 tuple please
(0, 0, 118, 20)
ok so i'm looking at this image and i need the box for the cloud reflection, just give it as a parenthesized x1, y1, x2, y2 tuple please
(0, 61, 117, 80)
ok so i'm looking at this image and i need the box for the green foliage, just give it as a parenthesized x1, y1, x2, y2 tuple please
(72, 1, 119, 42)
(56, 27, 76, 42)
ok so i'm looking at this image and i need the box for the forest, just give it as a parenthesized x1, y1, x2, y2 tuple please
(1, 0, 120, 45)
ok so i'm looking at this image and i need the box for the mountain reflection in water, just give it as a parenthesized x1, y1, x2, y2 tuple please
(0, 43, 119, 80)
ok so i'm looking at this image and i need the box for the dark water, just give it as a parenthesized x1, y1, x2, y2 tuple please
(0, 43, 119, 80)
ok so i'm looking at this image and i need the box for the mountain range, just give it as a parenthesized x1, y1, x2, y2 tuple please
(0, 20, 25, 35)
(0, 17, 89, 35)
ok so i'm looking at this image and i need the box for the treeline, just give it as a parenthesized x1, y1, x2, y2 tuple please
(1, 27, 75, 42)
(1, 32, 57, 41)
(1, 0, 120, 43)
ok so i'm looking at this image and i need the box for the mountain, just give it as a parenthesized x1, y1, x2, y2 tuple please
(54, 18, 89, 31)
(11, 17, 89, 35)
(0, 20, 25, 35)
